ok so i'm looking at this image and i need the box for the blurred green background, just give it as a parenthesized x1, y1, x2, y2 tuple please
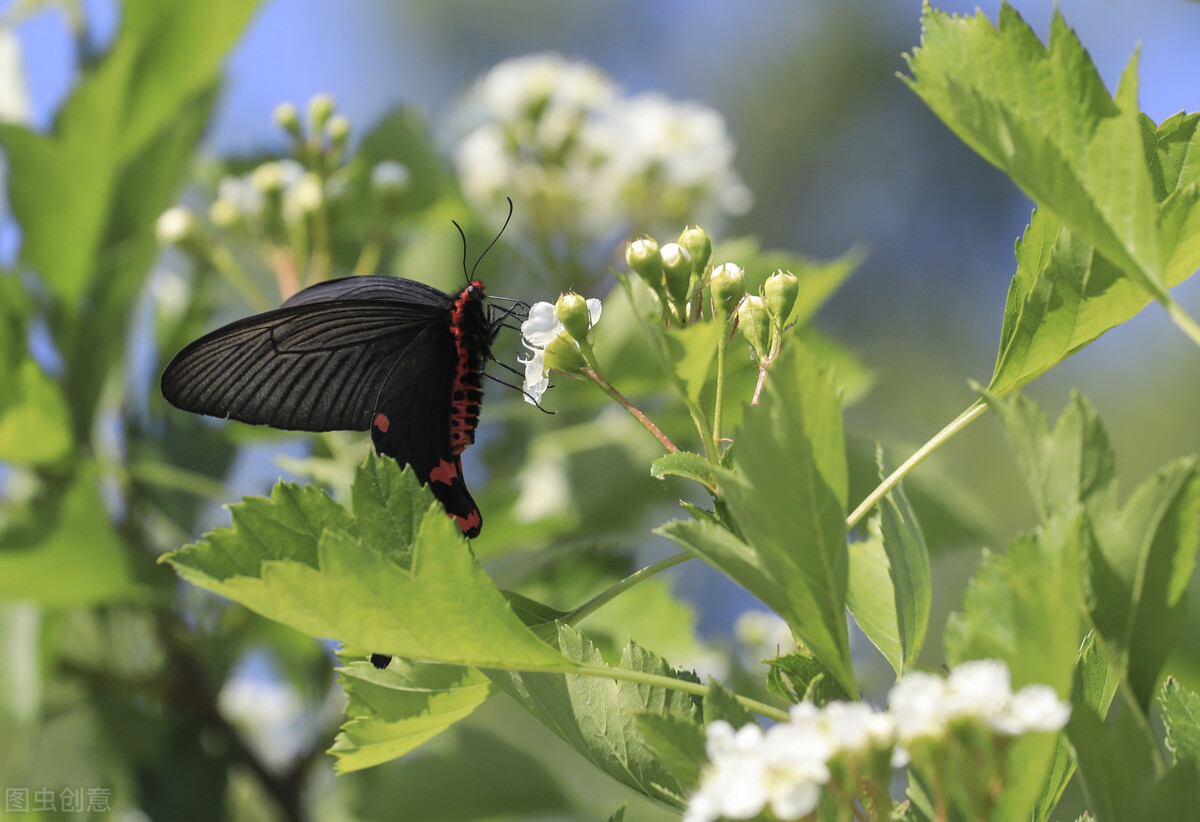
(2, 0, 1200, 819)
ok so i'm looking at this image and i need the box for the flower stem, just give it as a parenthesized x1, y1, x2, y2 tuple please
(846, 399, 987, 530)
(1161, 293, 1200, 350)
(712, 328, 728, 456)
(564, 551, 693, 626)
(581, 367, 679, 452)
(350, 235, 384, 279)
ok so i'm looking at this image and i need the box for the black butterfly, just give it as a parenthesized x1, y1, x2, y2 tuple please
(161, 274, 510, 539)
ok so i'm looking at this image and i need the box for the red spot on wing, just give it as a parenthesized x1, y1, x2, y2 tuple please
(429, 458, 459, 486)
(452, 508, 483, 536)
(373, 413, 390, 433)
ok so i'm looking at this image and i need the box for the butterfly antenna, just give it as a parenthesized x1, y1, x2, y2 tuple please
(469, 197, 515, 281)
(452, 219, 471, 286)
(483, 370, 554, 414)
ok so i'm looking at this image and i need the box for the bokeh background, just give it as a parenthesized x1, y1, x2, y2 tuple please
(3, 0, 1200, 819)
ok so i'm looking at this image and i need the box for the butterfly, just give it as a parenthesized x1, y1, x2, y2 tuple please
(160, 273, 517, 539)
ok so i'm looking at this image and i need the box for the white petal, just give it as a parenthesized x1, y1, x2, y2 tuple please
(521, 301, 560, 346)
(585, 297, 602, 328)
(517, 348, 549, 405)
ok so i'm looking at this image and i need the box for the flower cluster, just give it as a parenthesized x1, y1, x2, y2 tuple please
(451, 54, 751, 265)
(518, 293, 602, 404)
(685, 659, 1070, 822)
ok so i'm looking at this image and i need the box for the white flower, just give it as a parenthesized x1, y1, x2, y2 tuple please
(155, 206, 197, 245)
(993, 684, 1071, 735)
(517, 297, 601, 404)
(887, 671, 949, 744)
(284, 172, 324, 220)
(943, 659, 1012, 725)
(370, 160, 410, 193)
(0, 30, 31, 125)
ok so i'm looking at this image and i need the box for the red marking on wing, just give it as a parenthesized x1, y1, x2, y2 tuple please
(373, 412, 390, 433)
(429, 458, 459, 486)
(452, 508, 483, 535)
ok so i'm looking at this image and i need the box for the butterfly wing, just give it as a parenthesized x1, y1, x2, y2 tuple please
(369, 325, 482, 537)
(281, 275, 455, 308)
(160, 299, 450, 432)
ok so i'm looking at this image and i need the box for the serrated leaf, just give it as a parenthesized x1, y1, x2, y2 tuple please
(1161, 678, 1200, 768)
(702, 678, 755, 729)
(716, 343, 855, 695)
(165, 457, 571, 671)
(331, 660, 494, 773)
(489, 624, 702, 809)
(847, 449, 930, 676)
(632, 713, 705, 789)
(984, 392, 1117, 524)
(650, 451, 715, 491)
(765, 652, 851, 707)
(905, 5, 1165, 298)
(0, 462, 137, 605)
(1087, 456, 1200, 710)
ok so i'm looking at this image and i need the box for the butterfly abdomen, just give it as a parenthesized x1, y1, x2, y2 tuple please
(448, 281, 489, 456)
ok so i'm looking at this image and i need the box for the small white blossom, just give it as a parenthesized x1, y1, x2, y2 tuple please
(993, 684, 1071, 736)
(887, 671, 949, 744)
(284, 172, 324, 220)
(370, 160, 410, 193)
(517, 297, 601, 404)
(155, 206, 197, 246)
(943, 659, 1012, 726)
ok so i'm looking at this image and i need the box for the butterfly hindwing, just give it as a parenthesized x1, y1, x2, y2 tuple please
(369, 326, 482, 537)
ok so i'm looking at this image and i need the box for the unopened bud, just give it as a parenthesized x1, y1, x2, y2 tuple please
(543, 334, 588, 374)
(709, 262, 745, 320)
(250, 161, 286, 193)
(307, 93, 336, 132)
(273, 101, 301, 137)
(326, 114, 350, 146)
(625, 237, 664, 291)
(555, 292, 592, 344)
(209, 198, 240, 228)
(288, 173, 324, 216)
(660, 242, 693, 310)
(677, 225, 712, 277)
(737, 295, 771, 360)
(764, 269, 800, 330)
(155, 206, 198, 246)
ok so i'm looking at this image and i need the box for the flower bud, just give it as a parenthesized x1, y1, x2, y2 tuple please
(737, 295, 771, 359)
(155, 206, 198, 246)
(286, 173, 324, 218)
(660, 242, 693, 310)
(625, 237, 663, 290)
(273, 101, 301, 137)
(543, 333, 588, 374)
(307, 93, 336, 132)
(764, 269, 800, 330)
(709, 262, 745, 320)
(326, 114, 351, 151)
(677, 225, 712, 277)
(554, 291, 592, 344)
(209, 198, 240, 229)
(250, 161, 287, 194)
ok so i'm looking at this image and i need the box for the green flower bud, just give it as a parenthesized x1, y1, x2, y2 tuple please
(660, 242, 693, 310)
(764, 269, 800, 330)
(250, 161, 287, 194)
(273, 101, 301, 137)
(209, 198, 240, 229)
(709, 262, 746, 320)
(555, 291, 592, 344)
(737, 295, 771, 359)
(543, 333, 588, 374)
(307, 93, 336, 132)
(677, 225, 712, 277)
(326, 114, 351, 146)
(625, 237, 664, 290)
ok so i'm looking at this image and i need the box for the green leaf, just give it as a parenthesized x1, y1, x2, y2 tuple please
(0, 462, 138, 605)
(650, 451, 715, 491)
(944, 515, 1082, 694)
(1070, 699, 1200, 821)
(632, 713, 705, 790)
(490, 624, 702, 809)
(716, 343, 855, 695)
(0, 359, 72, 464)
(1032, 632, 1120, 821)
(165, 457, 571, 671)
(603, 806, 627, 822)
(702, 678, 755, 729)
(331, 660, 494, 773)
(1161, 678, 1200, 769)
(846, 449, 931, 676)
(984, 391, 1117, 524)
(904, 5, 1165, 299)
(0, 0, 260, 307)
(765, 652, 851, 706)
(1087, 456, 1200, 710)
